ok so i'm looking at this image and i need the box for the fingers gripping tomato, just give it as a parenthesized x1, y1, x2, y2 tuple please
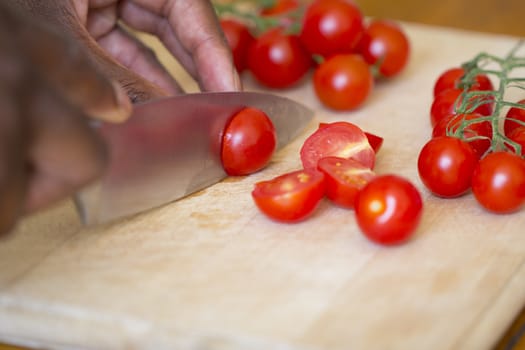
(252, 169, 326, 222)
(221, 107, 277, 176)
(300, 121, 375, 170)
(354, 175, 423, 245)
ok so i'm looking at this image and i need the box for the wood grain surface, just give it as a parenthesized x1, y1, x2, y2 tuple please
(1, 1, 525, 350)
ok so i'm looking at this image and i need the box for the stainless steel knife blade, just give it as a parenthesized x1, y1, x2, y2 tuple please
(74, 91, 314, 225)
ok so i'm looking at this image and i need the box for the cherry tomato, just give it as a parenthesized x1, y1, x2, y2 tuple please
(418, 136, 478, 198)
(220, 19, 255, 73)
(252, 169, 326, 222)
(300, 121, 375, 170)
(260, 0, 299, 16)
(507, 126, 525, 156)
(299, 0, 364, 57)
(432, 113, 492, 159)
(313, 54, 373, 111)
(430, 88, 493, 128)
(433, 67, 493, 98)
(354, 175, 423, 245)
(317, 156, 375, 209)
(471, 151, 525, 213)
(221, 107, 277, 176)
(357, 19, 410, 78)
(364, 132, 384, 153)
(247, 28, 313, 89)
(504, 99, 525, 135)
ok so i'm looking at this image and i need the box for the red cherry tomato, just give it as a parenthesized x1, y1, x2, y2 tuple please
(504, 99, 525, 135)
(433, 67, 493, 98)
(299, 0, 364, 57)
(220, 19, 255, 73)
(300, 121, 375, 170)
(317, 156, 375, 209)
(247, 28, 313, 89)
(364, 132, 384, 153)
(313, 54, 373, 111)
(507, 126, 525, 156)
(432, 113, 492, 159)
(418, 136, 478, 198)
(260, 0, 299, 16)
(430, 88, 493, 128)
(252, 169, 326, 222)
(354, 175, 423, 245)
(221, 107, 277, 176)
(357, 19, 410, 78)
(471, 151, 525, 213)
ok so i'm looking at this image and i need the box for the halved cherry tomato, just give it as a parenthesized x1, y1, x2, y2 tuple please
(504, 99, 525, 135)
(299, 0, 364, 57)
(430, 88, 493, 127)
(354, 175, 423, 245)
(432, 113, 492, 159)
(220, 19, 255, 73)
(357, 19, 410, 78)
(433, 67, 493, 98)
(247, 28, 313, 89)
(300, 121, 375, 170)
(221, 107, 277, 176)
(417, 136, 478, 198)
(317, 156, 375, 209)
(471, 151, 525, 213)
(252, 169, 326, 222)
(313, 54, 373, 111)
(507, 126, 525, 156)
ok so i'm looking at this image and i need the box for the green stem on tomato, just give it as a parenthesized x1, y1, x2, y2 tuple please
(450, 40, 525, 157)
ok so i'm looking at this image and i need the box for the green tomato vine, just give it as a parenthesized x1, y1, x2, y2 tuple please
(452, 41, 525, 157)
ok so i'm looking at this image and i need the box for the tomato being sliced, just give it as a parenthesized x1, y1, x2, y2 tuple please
(354, 175, 423, 245)
(300, 121, 375, 170)
(221, 107, 277, 176)
(317, 156, 376, 209)
(471, 151, 525, 214)
(252, 169, 326, 222)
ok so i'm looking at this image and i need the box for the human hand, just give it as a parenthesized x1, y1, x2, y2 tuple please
(14, 0, 241, 102)
(0, 3, 132, 235)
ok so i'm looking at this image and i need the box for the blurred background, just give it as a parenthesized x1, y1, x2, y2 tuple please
(355, 0, 525, 37)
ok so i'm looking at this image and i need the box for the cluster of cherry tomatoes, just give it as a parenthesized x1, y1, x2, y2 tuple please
(217, 0, 410, 111)
(418, 64, 525, 213)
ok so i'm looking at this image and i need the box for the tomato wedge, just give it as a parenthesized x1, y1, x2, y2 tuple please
(252, 169, 326, 222)
(300, 121, 375, 170)
(364, 132, 384, 153)
(317, 156, 376, 209)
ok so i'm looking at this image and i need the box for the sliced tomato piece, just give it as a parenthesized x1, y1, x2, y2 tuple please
(300, 121, 375, 170)
(364, 132, 384, 153)
(251, 169, 326, 222)
(317, 156, 376, 209)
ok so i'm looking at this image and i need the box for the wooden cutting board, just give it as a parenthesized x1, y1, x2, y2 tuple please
(1, 23, 524, 350)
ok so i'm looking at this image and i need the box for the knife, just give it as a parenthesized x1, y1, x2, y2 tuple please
(74, 91, 314, 225)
